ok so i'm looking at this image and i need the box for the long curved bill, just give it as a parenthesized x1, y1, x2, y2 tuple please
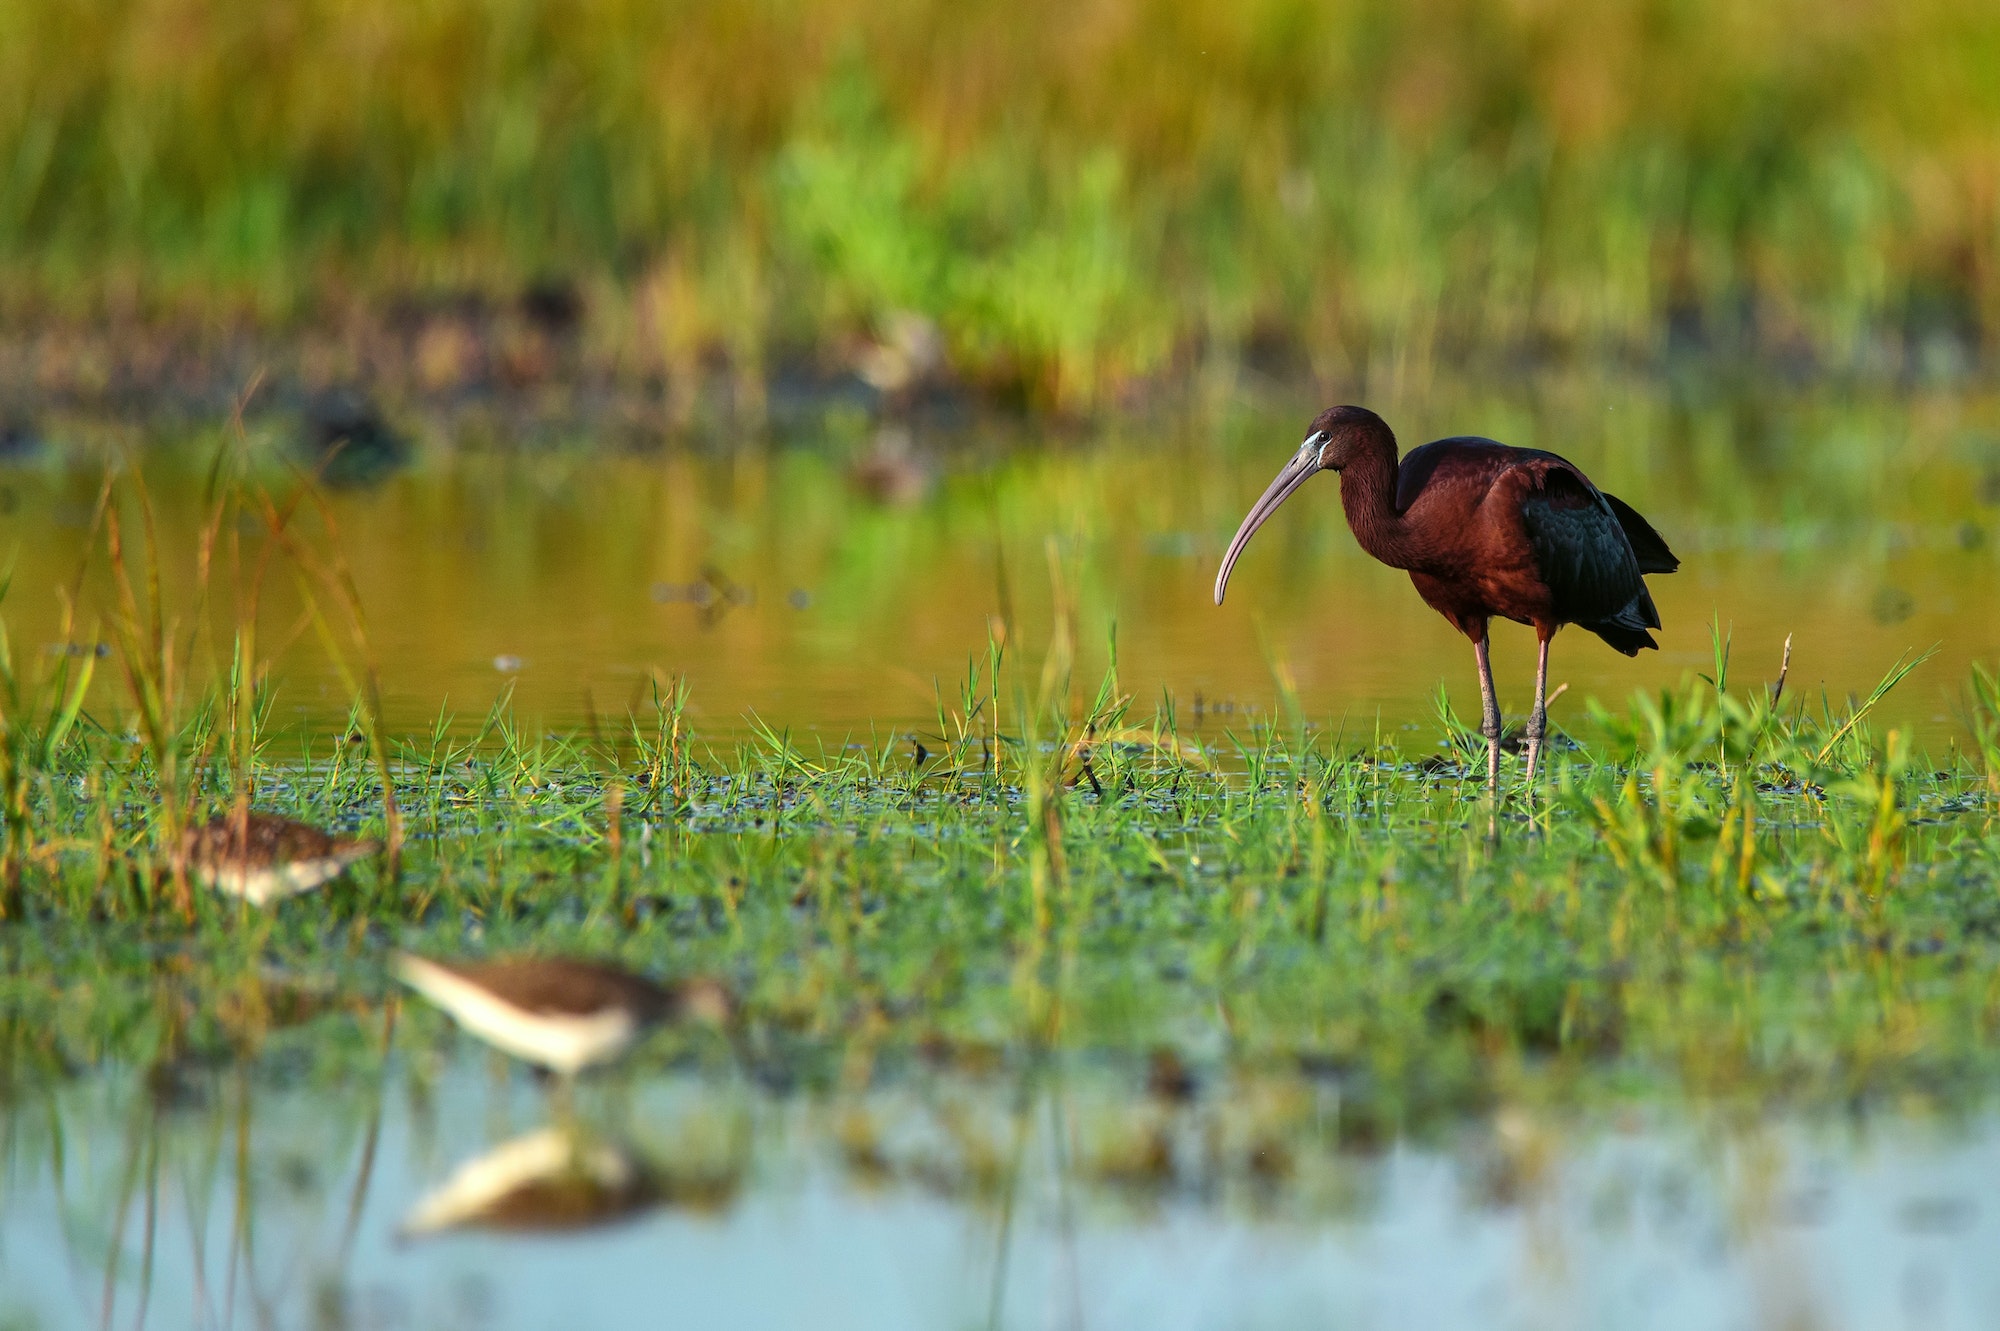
(1212, 437, 1324, 605)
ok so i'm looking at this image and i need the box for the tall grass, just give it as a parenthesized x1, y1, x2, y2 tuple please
(3, 0, 1998, 407)
(5, 593, 1999, 1112)
(0, 428, 1995, 1132)
(1, 503, 1989, 941)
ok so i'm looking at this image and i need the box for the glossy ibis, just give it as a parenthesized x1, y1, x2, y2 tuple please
(1213, 405, 1679, 784)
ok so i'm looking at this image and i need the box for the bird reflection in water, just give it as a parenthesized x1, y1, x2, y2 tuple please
(400, 1127, 661, 1237)
(402, 1122, 749, 1238)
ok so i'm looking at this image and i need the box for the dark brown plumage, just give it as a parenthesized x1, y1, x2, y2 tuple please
(407, 956, 684, 1022)
(182, 811, 380, 905)
(184, 810, 363, 864)
(1214, 405, 1679, 784)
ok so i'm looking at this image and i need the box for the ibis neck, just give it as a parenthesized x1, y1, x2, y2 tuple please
(1336, 436, 1416, 568)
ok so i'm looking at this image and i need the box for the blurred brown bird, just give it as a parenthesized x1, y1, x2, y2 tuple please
(1215, 405, 1679, 784)
(394, 953, 732, 1079)
(183, 811, 379, 906)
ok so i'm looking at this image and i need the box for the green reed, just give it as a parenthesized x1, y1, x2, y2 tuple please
(1, 576, 1995, 1103)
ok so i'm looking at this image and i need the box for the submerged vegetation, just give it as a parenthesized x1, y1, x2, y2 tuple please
(5, 0, 2000, 411)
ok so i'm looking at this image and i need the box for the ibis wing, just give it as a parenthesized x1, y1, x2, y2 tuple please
(1396, 438, 1675, 656)
(1517, 465, 1661, 650)
(1601, 491, 1679, 574)
(1395, 436, 1514, 513)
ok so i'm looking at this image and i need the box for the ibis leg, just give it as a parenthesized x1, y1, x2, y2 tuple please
(1526, 635, 1551, 784)
(1473, 630, 1501, 788)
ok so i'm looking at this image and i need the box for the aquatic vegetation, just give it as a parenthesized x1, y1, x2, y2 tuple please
(0, 407, 1986, 1119)
(0, 420, 1994, 1325)
(4, 3, 1999, 1313)
(0, 570, 1995, 1118)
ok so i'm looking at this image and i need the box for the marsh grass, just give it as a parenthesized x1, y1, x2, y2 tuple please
(0, 439, 1996, 1218)
(6, 623, 2000, 1325)
(2, 532, 1997, 1111)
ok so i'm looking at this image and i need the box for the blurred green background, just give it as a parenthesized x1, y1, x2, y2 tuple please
(4, 0, 1997, 411)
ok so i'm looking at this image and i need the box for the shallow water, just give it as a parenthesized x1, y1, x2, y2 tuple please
(6, 372, 2000, 1329)
(3, 374, 1997, 748)
(6, 1051, 2000, 1331)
